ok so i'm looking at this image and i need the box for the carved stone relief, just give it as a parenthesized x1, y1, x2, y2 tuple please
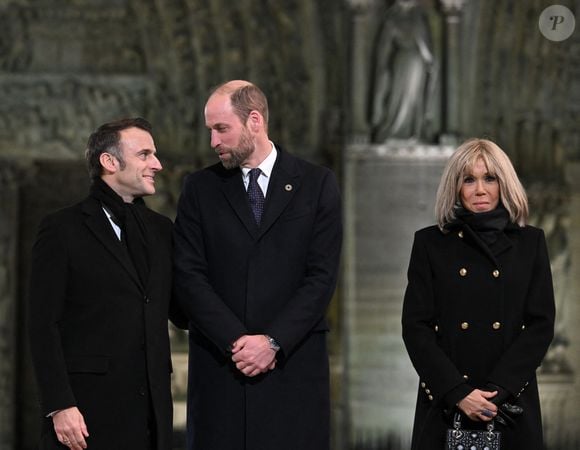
(0, 75, 153, 159)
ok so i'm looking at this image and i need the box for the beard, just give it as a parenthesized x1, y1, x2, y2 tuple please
(220, 127, 255, 169)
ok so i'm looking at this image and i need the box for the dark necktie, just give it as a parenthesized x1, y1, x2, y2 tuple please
(247, 168, 265, 225)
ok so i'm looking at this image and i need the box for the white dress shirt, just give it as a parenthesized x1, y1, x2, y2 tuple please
(241, 142, 277, 197)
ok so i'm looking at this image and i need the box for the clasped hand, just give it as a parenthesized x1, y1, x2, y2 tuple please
(457, 389, 498, 422)
(231, 334, 277, 377)
(52, 406, 89, 449)
(458, 384, 523, 426)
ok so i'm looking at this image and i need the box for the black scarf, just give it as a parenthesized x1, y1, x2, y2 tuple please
(445, 203, 510, 246)
(89, 177, 150, 286)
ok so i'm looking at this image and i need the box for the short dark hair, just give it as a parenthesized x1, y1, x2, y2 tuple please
(85, 117, 152, 179)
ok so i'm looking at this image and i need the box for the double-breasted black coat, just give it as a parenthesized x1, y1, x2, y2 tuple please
(402, 223, 555, 450)
(28, 196, 177, 450)
(173, 148, 342, 450)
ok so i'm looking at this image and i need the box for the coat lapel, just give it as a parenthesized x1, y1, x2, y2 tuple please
(491, 232, 514, 257)
(462, 225, 514, 267)
(220, 167, 261, 240)
(258, 150, 301, 239)
(214, 146, 300, 239)
(82, 198, 143, 290)
(218, 148, 301, 241)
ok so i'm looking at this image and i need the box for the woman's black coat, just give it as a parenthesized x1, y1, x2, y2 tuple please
(402, 223, 555, 450)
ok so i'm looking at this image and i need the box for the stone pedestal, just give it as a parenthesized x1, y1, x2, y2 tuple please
(342, 142, 452, 447)
(171, 351, 188, 430)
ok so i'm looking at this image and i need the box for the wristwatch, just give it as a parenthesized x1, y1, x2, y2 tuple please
(265, 335, 280, 352)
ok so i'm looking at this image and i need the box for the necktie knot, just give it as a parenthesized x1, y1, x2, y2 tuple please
(247, 168, 264, 225)
(249, 168, 261, 184)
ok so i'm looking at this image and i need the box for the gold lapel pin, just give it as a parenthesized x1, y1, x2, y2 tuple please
(284, 184, 293, 192)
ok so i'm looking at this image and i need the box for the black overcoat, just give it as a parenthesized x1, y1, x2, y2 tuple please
(28, 196, 176, 450)
(402, 224, 555, 450)
(173, 148, 342, 450)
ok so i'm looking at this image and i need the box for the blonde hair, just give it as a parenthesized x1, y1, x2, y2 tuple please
(435, 138, 528, 229)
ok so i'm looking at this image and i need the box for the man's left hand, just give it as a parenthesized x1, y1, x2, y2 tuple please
(231, 335, 276, 377)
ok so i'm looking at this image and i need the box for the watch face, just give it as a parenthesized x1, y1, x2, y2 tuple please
(267, 336, 280, 351)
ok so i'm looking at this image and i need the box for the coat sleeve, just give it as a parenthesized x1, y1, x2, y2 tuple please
(28, 215, 76, 415)
(402, 230, 472, 407)
(173, 175, 247, 354)
(264, 169, 343, 356)
(487, 229, 555, 395)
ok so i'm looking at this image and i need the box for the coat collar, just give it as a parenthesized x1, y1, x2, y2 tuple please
(460, 224, 515, 267)
(218, 145, 301, 240)
(81, 197, 144, 291)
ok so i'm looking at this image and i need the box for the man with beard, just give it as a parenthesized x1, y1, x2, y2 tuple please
(173, 80, 342, 450)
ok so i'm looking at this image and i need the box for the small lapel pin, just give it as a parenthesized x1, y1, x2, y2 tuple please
(284, 184, 293, 192)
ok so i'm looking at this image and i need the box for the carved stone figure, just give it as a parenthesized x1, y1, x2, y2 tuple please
(369, 0, 434, 143)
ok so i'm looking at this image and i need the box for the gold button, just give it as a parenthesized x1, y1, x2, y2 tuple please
(492, 269, 500, 278)
(425, 389, 431, 394)
(434, 325, 439, 332)
(463, 374, 469, 379)
(420, 382, 426, 388)
(459, 268, 467, 277)
(492, 321, 501, 330)
(428, 395, 434, 401)
(461, 322, 469, 330)
(458, 231, 464, 238)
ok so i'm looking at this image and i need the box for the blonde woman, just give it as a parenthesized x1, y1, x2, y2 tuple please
(402, 138, 555, 449)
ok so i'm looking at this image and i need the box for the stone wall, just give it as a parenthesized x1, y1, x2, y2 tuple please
(0, 0, 347, 167)
(0, 163, 19, 449)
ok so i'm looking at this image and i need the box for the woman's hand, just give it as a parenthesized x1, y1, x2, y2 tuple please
(457, 389, 498, 422)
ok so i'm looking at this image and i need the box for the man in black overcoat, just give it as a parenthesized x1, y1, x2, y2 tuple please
(173, 80, 343, 450)
(28, 118, 182, 450)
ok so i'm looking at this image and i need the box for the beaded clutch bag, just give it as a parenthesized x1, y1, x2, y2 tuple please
(446, 412, 501, 450)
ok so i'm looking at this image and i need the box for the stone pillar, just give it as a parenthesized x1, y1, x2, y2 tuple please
(0, 163, 19, 449)
(439, 0, 465, 142)
(346, 0, 375, 143)
(342, 142, 452, 447)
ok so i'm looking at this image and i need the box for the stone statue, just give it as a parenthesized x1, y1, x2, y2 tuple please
(369, 0, 435, 143)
